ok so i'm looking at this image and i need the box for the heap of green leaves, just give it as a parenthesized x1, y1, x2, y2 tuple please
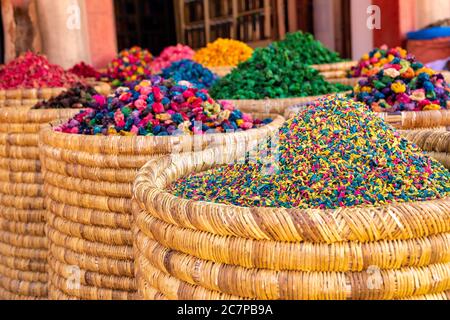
(210, 33, 350, 100)
(275, 31, 343, 65)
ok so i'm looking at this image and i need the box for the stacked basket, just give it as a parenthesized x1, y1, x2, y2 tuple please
(133, 148, 450, 300)
(38, 114, 285, 300)
(0, 83, 110, 109)
(311, 61, 360, 86)
(0, 107, 80, 299)
(0, 88, 66, 109)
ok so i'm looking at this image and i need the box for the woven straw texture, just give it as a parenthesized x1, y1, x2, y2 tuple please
(133, 148, 450, 300)
(327, 77, 362, 87)
(0, 107, 80, 300)
(401, 130, 450, 170)
(226, 95, 333, 116)
(311, 61, 358, 73)
(209, 66, 234, 77)
(0, 83, 110, 109)
(39, 114, 285, 300)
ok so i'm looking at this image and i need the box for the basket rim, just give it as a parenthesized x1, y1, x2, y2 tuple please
(311, 60, 358, 69)
(39, 113, 285, 155)
(0, 81, 110, 94)
(221, 91, 353, 103)
(133, 147, 450, 243)
(0, 106, 81, 123)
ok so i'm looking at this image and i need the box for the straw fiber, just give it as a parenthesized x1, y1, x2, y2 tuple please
(401, 130, 450, 170)
(311, 61, 358, 74)
(133, 148, 450, 300)
(39, 114, 285, 300)
(0, 107, 80, 300)
(0, 82, 110, 109)
(226, 93, 352, 116)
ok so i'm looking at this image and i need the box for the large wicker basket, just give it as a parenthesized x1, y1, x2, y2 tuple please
(0, 107, 80, 300)
(39, 114, 285, 300)
(0, 83, 110, 109)
(133, 147, 450, 300)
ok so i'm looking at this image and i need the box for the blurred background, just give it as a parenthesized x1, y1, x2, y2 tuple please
(1, 0, 449, 69)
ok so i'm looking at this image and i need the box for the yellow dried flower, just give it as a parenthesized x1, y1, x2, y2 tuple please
(194, 38, 254, 67)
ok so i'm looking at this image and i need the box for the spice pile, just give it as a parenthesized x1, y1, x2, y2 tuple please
(354, 60, 450, 112)
(56, 77, 271, 136)
(349, 45, 411, 78)
(0, 52, 82, 89)
(33, 84, 99, 109)
(68, 62, 101, 79)
(194, 38, 253, 67)
(210, 44, 350, 100)
(277, 31, 343, 65)
(105, 46, 153, 86)
(151, 44, 195, 74)
(171, 95, 450, 209)
(160, 59, 218, 89)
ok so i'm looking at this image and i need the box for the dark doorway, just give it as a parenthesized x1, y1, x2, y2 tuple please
(114, 0, 177, 55)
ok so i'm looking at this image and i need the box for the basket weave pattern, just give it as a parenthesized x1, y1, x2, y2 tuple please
(402, 130, 450, 170)
(0, 83, 110, 109)
(0, 108, 79, 300)
(226, 93, 353, 116)
(133, 148, 450, 300)
(39, 114, 284, 300)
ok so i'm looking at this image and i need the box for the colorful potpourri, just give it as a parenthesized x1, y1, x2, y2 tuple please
(349, 45, 411, 78)
(171, 95, 450, 209)
(194, 38, 254, 67)
(354, 59, 450, 112)
(105, 46, 153, 86)
(68, 62, 101, 79)
(210, 43, 350, 100)
(151, 44, 195, 74)
(0, 51, 82, 89)
(160, 59, 218, 89)
(56, 76, 272, 136)
(32, 84, 99, 110)
(274, 31, 343, 65)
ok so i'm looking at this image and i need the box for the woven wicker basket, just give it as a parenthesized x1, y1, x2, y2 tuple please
(0, 83, 111, 109)
(209, 66, 234, 77)
(133, 147, 450, 300)
(39, 114, 285, 300)
(0, 107, 80, 300)
(401, 130, 450, 170)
